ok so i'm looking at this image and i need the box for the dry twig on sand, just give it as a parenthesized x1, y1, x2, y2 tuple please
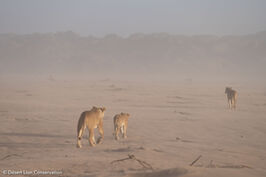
(1, 154, 22, 160)
(190, 155, 202, 166)
(1, 152, 27, 161)
(111, 154, 153, 170)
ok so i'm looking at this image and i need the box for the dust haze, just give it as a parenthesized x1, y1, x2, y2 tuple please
(1, 31, 266, 83)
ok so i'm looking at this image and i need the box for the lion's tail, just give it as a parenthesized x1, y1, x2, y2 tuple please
(77, 112, 86, 138)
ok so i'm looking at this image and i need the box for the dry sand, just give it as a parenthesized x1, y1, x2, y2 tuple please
(0, 78, 266, 177)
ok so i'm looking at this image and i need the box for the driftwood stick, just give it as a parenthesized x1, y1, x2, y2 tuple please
(1, 154, 22, 160)
(129, 154, 153, 169)
(190, 155, 202, 166)
(110, 157, 131, 164)
(110, 154, 153, 170)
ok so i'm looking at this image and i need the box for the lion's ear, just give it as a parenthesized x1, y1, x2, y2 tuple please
(101, 107, 106, 112)
(127, 113, 130, 117)
(91, 106, 97, 110)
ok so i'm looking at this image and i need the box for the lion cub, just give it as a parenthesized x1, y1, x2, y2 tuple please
(77, 106, 106, 148)
(113, 112, 130, 140)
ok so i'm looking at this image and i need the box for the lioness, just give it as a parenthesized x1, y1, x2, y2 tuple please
(225, 87, 237, 109)
(113, 112, 130, 140)
(77, 106, 106, 148)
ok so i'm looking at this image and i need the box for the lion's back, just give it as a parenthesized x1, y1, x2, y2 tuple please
(84, 110, 103, 128)
(114, 113, 130, 126)
(77, 109, 102, 130)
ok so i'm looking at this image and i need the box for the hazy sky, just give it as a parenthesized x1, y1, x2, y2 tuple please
(0, 0, 266, 36)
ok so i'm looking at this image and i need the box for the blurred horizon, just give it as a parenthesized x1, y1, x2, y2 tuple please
(1, 30, 266, 83)
(1, 29, 266, 37)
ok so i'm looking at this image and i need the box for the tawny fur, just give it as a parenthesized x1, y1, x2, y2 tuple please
(113, 112, 130, 140)
(225, 87, 238, 110)
(77, 106, 106, 148)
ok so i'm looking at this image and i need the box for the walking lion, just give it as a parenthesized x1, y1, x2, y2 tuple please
(225, 87, 237, 109)
(77, 106, 106, 148)
(113, 112, 130, 140)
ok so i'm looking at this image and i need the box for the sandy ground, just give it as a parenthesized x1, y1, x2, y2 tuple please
(0, 78, 266, 177)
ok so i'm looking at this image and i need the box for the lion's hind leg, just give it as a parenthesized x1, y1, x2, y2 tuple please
(89, 129, 96, 147)
(115, 125, 120, 140)
(97, 123, 104, 144)
(232, 98, 236, 110)
(233, 94, 237, 110)
(228, 98, 232, 109)
(123, 122, 128, 139)
(113, 125, 116, 138)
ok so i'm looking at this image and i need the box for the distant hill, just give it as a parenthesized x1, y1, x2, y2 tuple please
(0, 31, 266, 81)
